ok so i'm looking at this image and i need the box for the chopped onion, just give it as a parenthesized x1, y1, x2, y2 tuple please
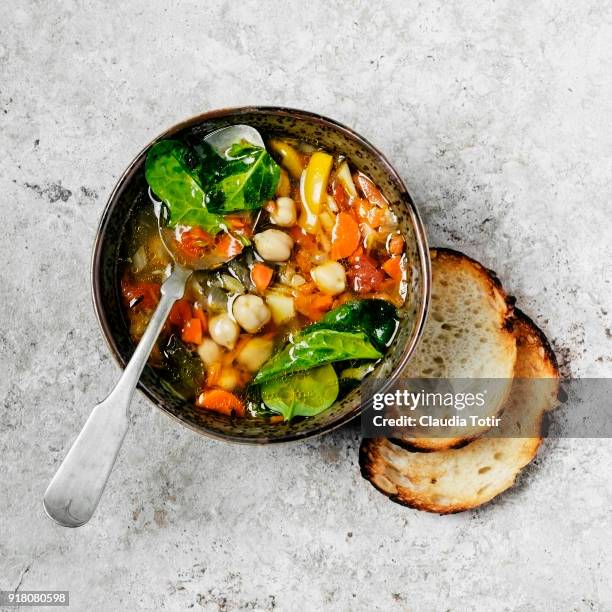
(131, 246, 147, 273)
(335, 161, 358, 198)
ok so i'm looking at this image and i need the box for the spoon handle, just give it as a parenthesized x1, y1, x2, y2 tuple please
(43, 266, 190, 527)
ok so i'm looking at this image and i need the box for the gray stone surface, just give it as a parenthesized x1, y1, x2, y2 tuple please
(1, 1, 611, 610)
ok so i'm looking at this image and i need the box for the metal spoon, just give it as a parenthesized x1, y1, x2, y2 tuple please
(43, 125, 261, 527)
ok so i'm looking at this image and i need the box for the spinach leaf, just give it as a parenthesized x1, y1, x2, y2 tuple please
(306, 299, 399, 350)
(145, 140, 226, 235)
(204, 141, 280, 213)
(160, 334, 205, 396)
(254, 329, 382, 384)
(261, 364, 339, 420)
(337, 360, 378, 396)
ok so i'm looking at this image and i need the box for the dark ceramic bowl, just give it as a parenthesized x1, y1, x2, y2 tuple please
(92, 107, 430, 443)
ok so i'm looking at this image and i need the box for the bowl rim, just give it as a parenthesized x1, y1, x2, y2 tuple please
(91, 105, 431, 444)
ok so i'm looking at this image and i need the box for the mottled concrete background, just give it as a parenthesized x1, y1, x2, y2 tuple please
(1, 1, 611, 610)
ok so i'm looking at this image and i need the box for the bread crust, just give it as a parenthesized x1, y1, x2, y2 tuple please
(397, 248, 517, 451)
(360, 309, 559, 514)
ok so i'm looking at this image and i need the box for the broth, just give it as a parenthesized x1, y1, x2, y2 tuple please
(120, 133, 408, 422)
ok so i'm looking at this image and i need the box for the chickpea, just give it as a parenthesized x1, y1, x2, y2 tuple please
(208, 313, 240, 349)
(233, 294, 271, 334)
(197, 338, 223, 366)
(254, 229, 294, 262)
(269, 196, 297, 227)
(311, 261, 346, 295)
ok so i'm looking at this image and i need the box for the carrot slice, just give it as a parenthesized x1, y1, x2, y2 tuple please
(312, 293, 333, 312)
(382, 256, 404, 281)
(181, 318, 203, 345)
(193, 304, 208, 333)
(196, 389, 245, 417)
(168, 299, 192, 327)
(251, 263, 274, 293)
(330, 212, 360, 260)
(295, 292, 333, 321)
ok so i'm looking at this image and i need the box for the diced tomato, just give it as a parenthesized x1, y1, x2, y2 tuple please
(215, 233, 244, 258)
(295, 247, 313, 274)
(290, 226, 317, 250)
(176, 227, 214, 258)
(356, 173, 389, 208)
(168, 298, 192, 327)
(353, 198, 372, 221)
(346, 252, 385, 294)
(333, 182, 349, 209)
(121, 277, 161, 310)
(367, 206, 387, 228)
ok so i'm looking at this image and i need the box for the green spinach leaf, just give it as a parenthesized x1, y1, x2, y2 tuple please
(254, 329, 382, 384)
(145, 140, 226, 234)
(306, 299, 399, 350)
(204, 142, 280, 213)
(160, 334, 205, 397)
(261, 364, 339, 420)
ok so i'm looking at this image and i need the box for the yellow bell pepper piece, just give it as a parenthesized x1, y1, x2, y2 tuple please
(297, 151, 334, 234)
(304, 152, 333, 214)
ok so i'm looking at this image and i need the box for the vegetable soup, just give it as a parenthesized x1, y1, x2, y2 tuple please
(121, 131, 409, 421)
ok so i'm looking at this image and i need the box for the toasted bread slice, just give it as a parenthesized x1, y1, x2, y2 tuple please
(360, 310, 559, 514)
(397, 248, 517, 450)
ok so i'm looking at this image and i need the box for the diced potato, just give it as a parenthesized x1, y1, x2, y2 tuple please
(197, 338, 224, 366)
(218, 366, 241, 391)
(131, 246, 147, 274)
(265, 289, 296, 324)
(236, 336, 274, 372)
